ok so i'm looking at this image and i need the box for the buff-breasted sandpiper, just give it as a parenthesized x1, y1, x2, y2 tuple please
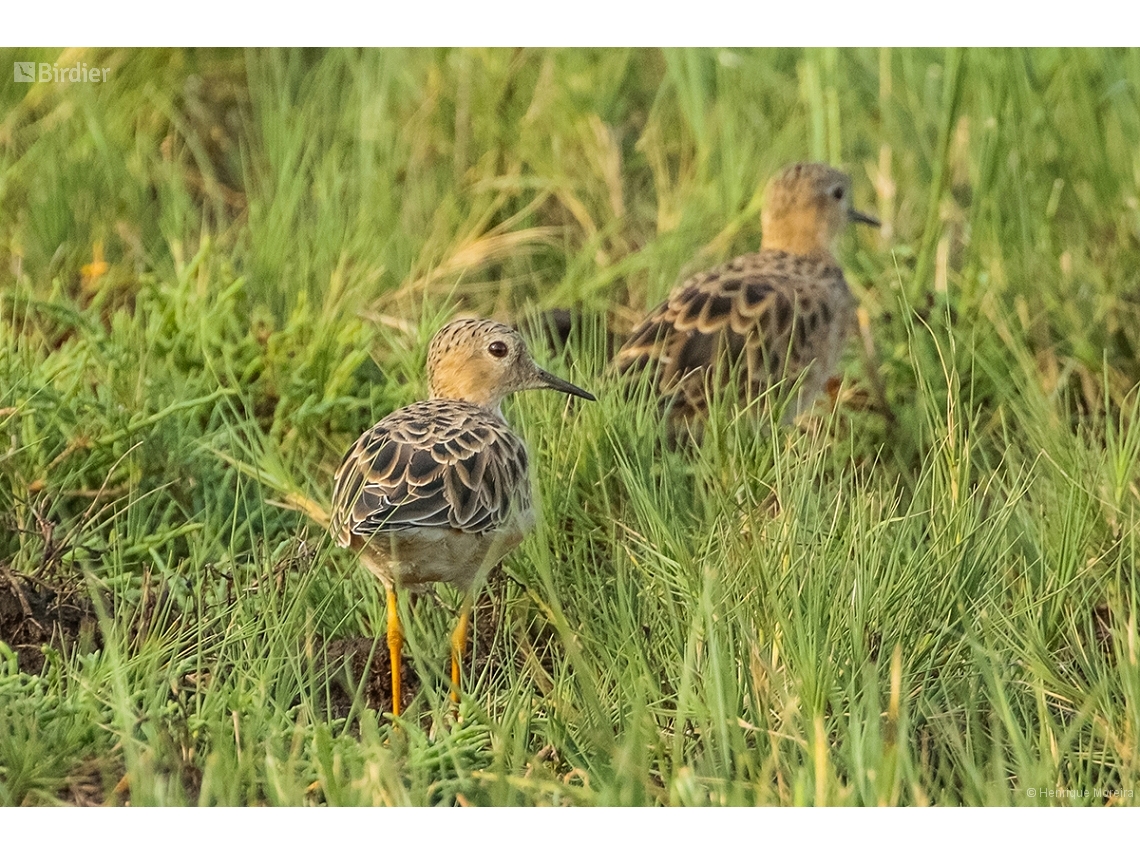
(329, 318, 595, 716)
(614, 162, 879, 439)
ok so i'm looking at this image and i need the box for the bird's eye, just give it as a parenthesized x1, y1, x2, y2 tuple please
(832, 185, 845, 200)
(488, 340, 509, 358)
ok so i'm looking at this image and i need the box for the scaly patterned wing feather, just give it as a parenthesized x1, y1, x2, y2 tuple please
(614, 250, 851, 422)
(330, 400, 530, 547)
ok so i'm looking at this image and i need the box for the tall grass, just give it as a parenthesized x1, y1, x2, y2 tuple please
(1, 47, 1139, 805)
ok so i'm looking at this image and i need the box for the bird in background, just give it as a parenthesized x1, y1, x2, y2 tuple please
(329, 317, 595, 717)
(613, 161, 880, 441)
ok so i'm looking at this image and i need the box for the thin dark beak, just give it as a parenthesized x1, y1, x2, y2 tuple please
(537, 368, 596, 401)
(850, 208, 881, 228)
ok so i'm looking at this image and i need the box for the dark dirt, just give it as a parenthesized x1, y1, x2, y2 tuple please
(321, 634, 412, 717)
(317, 589, 504, 720)
(0, 565, 99, 674)
(57, 758, 128, 807)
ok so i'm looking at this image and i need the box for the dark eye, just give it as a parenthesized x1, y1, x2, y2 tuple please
(832, 185, 845, 200)
(488, 340, 509, 358)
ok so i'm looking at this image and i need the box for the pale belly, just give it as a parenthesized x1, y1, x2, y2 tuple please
(352, 509, 535, 594)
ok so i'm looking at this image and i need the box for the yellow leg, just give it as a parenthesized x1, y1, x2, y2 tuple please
(450, 595, 473, 705)
(386, 588, 403, 717)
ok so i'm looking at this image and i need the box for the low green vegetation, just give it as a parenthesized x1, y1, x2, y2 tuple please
(2, 47, 1139, 805)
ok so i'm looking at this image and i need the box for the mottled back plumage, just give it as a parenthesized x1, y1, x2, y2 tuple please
(614, 162, 878, 438)
(332, 399, 528, 537)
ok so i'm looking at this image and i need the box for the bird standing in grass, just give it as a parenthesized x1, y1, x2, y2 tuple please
(614, 162, 880, 439)
(329, 318, 595, 716)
